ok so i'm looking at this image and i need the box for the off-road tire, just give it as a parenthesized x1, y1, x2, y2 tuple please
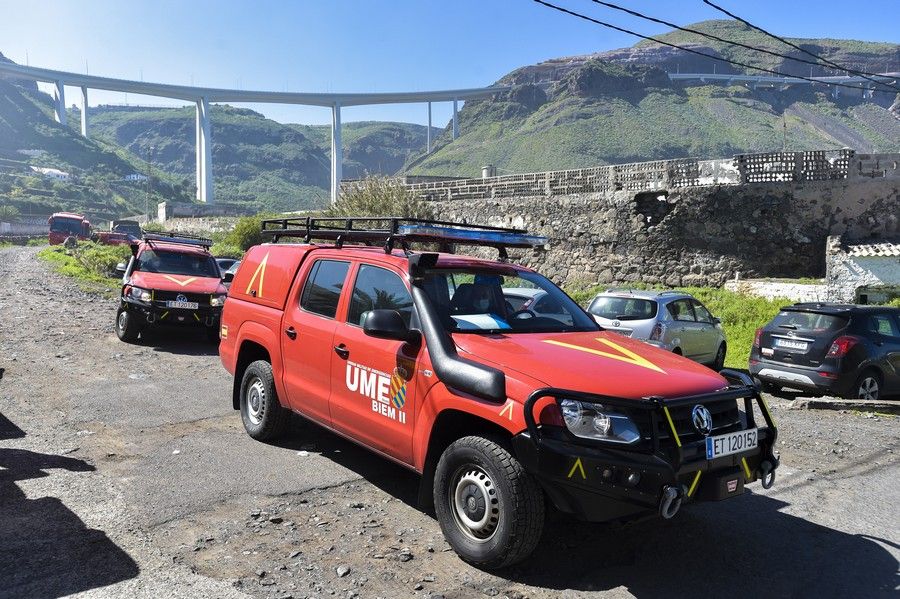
(851, 369, 882, 401)
(433, 435, 544, 569)
(115, 307, 141, 342)
(240, 360, 289, 440)
(712, 343, 726, 371)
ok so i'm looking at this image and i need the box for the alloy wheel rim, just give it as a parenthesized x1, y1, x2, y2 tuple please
(859, 377, 879, 401)
(449, 466, 500, 542)
(246, 377, 266, 425)
(118, 312, 127, 331)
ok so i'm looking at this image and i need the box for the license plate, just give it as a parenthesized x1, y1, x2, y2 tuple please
(166, 300, 198, 310)
(706, 428, 757, 459)
(774, 338, 808, 351)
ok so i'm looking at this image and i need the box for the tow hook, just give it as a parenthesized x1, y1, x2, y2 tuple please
(146, 312, 156, 324)
(659, 484, 685, 519)
(205, 315, 216, 327)
(760, 460, 776, 489)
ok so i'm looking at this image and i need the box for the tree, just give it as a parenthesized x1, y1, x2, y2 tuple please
(328, 176, 432, 219)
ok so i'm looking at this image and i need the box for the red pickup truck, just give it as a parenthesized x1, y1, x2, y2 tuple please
(219, 217, 778, 568)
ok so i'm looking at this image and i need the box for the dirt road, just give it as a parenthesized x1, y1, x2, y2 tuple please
(1, 246, 897, 598)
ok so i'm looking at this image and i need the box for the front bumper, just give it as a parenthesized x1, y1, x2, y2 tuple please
(518, 370, 779, 522)
(121, 296, 222, 328)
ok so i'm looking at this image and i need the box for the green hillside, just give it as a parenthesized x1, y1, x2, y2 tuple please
(408, 21, 900, 177)
(0, 78, 190, 220)
(289, 121, 440, 180)
(88, 105, 331, 212)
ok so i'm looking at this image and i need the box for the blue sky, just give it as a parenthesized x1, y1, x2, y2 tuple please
(1, 0, 897, 127)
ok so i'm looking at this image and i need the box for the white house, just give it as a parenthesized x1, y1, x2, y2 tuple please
(29, 166, 70, 181)
(826, 235, 900, 303)
(124, 173, 149, 182)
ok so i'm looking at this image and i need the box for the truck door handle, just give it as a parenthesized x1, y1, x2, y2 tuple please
(334, 344, 349, 359)
(284, 326, 297, 340)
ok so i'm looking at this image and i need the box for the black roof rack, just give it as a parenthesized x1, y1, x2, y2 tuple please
(260, 217, 547, 258)
(143, 231, 213, 249)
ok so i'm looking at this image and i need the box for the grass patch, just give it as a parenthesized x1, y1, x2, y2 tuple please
(38, 242, 130, 296)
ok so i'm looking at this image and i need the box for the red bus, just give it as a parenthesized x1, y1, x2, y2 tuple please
(48, 212, 92, 245)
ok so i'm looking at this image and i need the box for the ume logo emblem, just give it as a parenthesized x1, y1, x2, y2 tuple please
(345, 361, 407, 424)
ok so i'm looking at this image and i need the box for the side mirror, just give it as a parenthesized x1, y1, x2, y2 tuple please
(712, 317, 722, 325)
(362, 309, 420, 345)
(222, 271, 235, 283)
(114, 262, 127, 276)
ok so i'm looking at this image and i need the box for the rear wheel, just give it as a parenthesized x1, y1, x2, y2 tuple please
(240, 360, 289, 440)
(852, 370, 881, 401)
(115, 307, 141, 342)
(433, 435, 544, 569)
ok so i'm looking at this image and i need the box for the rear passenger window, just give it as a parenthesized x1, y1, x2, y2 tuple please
(869, 314, 899, 337)
(667, 299, 696, 321)
(300, 260, 350, 318)
(348, 264, 413, 326)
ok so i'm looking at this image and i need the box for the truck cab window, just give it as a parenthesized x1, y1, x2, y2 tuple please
(300, 260, 350, 318)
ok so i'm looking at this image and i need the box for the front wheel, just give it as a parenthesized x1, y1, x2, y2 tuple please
(240, 360, 289, 440)
(115, 307, 141, 342)
(433, 436, 544, 569)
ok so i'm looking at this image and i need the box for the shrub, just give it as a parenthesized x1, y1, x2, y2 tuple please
(328, 176, 432, 219)
(222, 213, 276, 251)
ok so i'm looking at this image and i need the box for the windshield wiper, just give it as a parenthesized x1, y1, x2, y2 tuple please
(778, 324, 798, 330)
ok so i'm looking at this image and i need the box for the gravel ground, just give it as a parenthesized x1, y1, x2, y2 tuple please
(0, 246, 897, 599)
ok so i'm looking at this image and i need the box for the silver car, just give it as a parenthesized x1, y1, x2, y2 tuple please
(586, 289, 727, 369)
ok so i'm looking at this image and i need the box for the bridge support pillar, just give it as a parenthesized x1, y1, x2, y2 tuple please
(452, 99, 459, 139)
(832, 86, 840, 99)
(195, 97, 214, 203)
(426, 102, 432, 153)
(80, 86, 88, 137)
(331, 102, 342, 205)
(53, 81, 66, 125)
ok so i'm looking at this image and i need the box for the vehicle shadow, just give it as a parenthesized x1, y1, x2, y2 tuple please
(0, 411, 25, 440)
(137, 328, 220, 357)
(271, 417, 897, 598)
(0, 443, 140, 598)
(270, 414, 421, 507)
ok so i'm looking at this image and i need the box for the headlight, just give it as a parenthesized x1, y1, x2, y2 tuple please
(558, 399, 641, 444)
(129, 286, 151, 302)
(209, 294, 227, 307)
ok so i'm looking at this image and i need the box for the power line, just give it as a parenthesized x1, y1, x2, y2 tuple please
(532, 0, 893, 92)
(589, 0, 899, 94)
(702, 0, 899, 90)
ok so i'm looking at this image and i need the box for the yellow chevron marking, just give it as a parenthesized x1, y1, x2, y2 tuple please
(741, 457, 753, 481)
(499, 400, 514, 420)
(245, 252, 270, 298)
(567, 457, 586, 480)
(162, 275, 198, 287)
(662, 406, 682, 447)
(543, 337, 665, 373)
(687, 470, 703, 497)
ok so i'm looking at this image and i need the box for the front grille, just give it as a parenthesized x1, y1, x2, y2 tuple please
(656, 399, 741, 443)
(153, 290, 210, 305)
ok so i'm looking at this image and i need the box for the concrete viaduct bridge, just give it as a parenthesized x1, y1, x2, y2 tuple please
(668, 71, 899, 98)
(0, 61, 506, 204)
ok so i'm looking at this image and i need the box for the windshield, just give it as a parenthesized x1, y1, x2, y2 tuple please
(49, 217, 86, 235)
(422, 268, 599, 334)
(588, 296, 658, 321)
(134, 249, 220, 278)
